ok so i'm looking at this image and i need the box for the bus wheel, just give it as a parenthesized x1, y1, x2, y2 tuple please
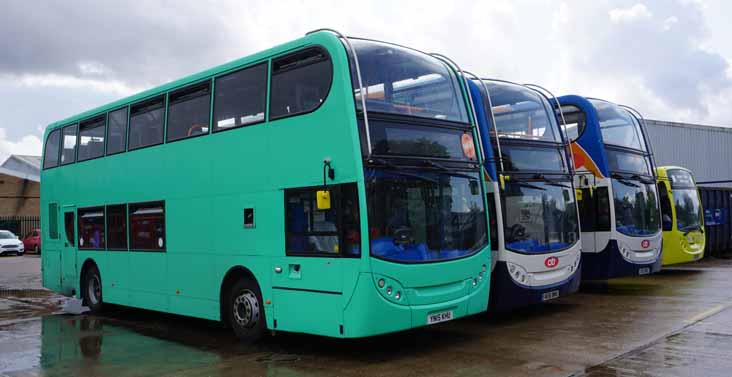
(225, 278, 266, 342)
(82, 265, 104, 313)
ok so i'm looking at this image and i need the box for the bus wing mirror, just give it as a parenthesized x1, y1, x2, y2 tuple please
(317, 190, 332, 210)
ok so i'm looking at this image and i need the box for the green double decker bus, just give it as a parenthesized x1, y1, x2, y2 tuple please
(40, 30, 491, 340)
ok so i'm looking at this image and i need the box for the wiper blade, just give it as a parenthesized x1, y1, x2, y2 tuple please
(630, 174, 655, 185)
(422, 160, 479, 181)
(611, 173, 641, 188)
(531, 173, 571, 188)
(513, 181, 547, 191)
(369, 159, 438, 184)
(424, 159, 449, 171)
(683, 225, 704, 235)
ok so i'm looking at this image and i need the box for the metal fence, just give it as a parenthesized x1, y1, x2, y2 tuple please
(0, 216, 40, 238)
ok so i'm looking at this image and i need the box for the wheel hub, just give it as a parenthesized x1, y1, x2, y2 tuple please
(88, 275, 101, 305)
(233, 289, 259, 328)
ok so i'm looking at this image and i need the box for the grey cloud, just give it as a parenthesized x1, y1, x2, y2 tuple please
(564, 0, 731, 116)
(0, 1, 238, 85)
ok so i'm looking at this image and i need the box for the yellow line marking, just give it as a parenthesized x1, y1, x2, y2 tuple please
(684, 302, 732, 324)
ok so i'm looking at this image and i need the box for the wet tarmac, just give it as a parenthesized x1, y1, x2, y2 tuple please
(1, 256, 732, 376)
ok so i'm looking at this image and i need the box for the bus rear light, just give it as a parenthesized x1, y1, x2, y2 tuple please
(378, 279, 385, 288)
(461, 133, 476, 160)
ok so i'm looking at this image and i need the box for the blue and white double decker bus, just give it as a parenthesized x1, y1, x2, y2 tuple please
(556, 96, 662, 280)
(469, 79, 581, 311)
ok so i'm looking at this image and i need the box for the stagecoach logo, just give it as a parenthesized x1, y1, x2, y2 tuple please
(545, 256, 559, 268)
(641, 240, 650, 249)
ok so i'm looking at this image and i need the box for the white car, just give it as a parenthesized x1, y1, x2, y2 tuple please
(0, 230, 24, 256)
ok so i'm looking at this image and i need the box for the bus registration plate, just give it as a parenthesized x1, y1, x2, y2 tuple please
(638, 267, 650, 275)
(542, 290, 560, 301)
(427, 310, 453, 325)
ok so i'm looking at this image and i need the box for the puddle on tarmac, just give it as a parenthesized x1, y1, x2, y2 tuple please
(0, 315, 225, 376)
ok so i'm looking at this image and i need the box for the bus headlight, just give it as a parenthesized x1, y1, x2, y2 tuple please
(374, 275, 408, 304)
(567, 253, 581, 273)
(507, 262, 529, 285)
(618, 242, 633, 260)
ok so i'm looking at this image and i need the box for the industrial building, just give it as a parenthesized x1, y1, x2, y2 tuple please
(645, 119, 732, 186)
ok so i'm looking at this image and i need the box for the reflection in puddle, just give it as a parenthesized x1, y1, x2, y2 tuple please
(4, 315, 221, 376)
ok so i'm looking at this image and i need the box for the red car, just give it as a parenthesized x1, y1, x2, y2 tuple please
(22, 228, 41, 254)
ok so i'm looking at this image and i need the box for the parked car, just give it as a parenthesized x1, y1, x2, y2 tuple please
(22, 228, 41, 254)
(0, 230, 24, 256)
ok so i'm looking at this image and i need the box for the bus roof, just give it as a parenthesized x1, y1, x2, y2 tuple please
(44, 31, 339, 134)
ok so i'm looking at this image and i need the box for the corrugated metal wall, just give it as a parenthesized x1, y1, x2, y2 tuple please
(644, 120, 732, 187)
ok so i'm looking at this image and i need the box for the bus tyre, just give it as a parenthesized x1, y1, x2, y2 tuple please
(226, 278, 266, 342)
(82, 265, 104, 313)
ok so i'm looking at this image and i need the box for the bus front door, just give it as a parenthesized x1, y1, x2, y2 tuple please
(60, 207, 78, 296)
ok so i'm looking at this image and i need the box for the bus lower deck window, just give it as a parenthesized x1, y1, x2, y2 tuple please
(129, 202, 166, 251)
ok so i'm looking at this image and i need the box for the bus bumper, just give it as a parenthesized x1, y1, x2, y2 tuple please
(488, 261, 581, 312)
(582, 240, 662, 280)
(341, 272, 490, 338)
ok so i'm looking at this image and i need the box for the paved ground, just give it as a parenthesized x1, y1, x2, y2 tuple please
(0, 255, 43, 290)
(1, 255, 732, 376)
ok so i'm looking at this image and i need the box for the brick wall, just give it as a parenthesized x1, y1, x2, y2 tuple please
(0, 173, 40, 217)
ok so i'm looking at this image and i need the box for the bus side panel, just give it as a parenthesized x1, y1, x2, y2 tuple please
(167, 197, 218, 320)
(168, 253, 218, 320)
(272, 289, 343, 337)
(210, 191, 281, 261)
(104, 251, 129, 305)
(128, 252, 169, 312)
(42, 251, 62, 293)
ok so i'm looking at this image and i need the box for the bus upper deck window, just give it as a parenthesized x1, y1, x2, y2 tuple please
(129, 96, 165, 150)
(167, 82, 211, 142)
(78, 115, 106, 161)
(60, 124, 78, 165)
(106, 107, 128, 155)
(213, 63, 268, 132)
(269, 48, 332, 120)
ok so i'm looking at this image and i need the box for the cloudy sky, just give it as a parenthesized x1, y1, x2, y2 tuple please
(1, 0, 731, 161)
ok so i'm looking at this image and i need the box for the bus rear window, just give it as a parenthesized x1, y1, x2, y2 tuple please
(43, 129, 61, 169)
(129, 96, 165, 150)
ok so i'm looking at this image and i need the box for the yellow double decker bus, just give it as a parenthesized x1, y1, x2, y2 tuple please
(656, 166, 705, 265)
